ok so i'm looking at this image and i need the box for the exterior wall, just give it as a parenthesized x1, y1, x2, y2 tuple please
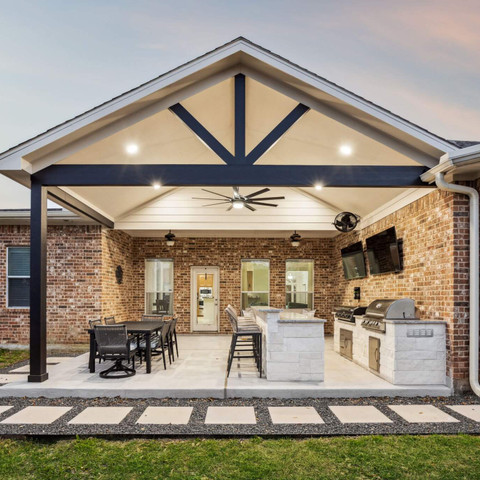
(130, 237, 337, 335)
(101, 229, 134, 324)
(333, 189, 469, 389)
(0, 225, 102, 345)
(0, 187, 475, 392)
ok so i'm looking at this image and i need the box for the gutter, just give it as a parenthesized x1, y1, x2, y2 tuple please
(434, 172, 480, 396)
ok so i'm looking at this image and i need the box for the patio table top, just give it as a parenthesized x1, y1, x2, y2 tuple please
(87, 320, 165, 334)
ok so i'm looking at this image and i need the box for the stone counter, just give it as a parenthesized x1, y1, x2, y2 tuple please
(334, 317, 446, 385)
(254, 308, 325, 382)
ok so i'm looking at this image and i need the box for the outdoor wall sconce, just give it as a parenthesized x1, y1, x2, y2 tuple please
(290, 231, 301, 247)
(115, 265, 123, 284)
(165, 230, 176, 247)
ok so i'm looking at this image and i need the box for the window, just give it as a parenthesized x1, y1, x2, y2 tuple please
(241, 260, 269, 310)
(7, 247, 30, 308)
(145, 259, 174, 314)
(286, 260, 314, 309)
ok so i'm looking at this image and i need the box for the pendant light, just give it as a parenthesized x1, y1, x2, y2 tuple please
(165, 230, 176, 247)
(290, 231, 301, 247)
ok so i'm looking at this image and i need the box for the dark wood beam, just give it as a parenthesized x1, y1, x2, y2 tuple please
(169, 103, 234, 164)
(246, 104, 310, 164)
(234, 74, 246, 162)
(35, 164, 428, 188)
(47, 187, 114, 228)
(28, 178, 48, 382)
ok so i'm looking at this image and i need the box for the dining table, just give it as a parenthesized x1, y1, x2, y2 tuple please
(88, 320, 165, 374)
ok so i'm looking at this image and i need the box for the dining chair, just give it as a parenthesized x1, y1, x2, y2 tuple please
(104, 316, 116, 325)
(94, 325, 137, 378)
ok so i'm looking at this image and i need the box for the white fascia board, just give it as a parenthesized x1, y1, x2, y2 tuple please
(0, 42, 247, 168)
(359, 188, 434, 229)
(238, 43, 457, 154)
(0, 38, 456, 173)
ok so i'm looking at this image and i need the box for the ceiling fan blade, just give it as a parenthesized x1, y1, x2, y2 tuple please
(226, 205, 233, 211)
(248, 196, 285, 201)
(202, 201, 232, 207)
(248, 201, 278, 207)
(245, 188, 270, 199)
(192, 197, 228, 200)
(244, 204, 256, 211)
(201, 188, 232, 199)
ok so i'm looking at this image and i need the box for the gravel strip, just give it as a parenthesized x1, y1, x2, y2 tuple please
(0, 395, 478, 437)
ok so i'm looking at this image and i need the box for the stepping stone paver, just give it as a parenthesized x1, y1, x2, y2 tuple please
(0, 406, 13, 415)
(447, 405, 480, 422)
(0, 374, 29, 383)
(389, 405, 459, 423)
(137, 407, 193, 425)
(269, 406, 324, 424)
(68, 407, 132, 425)
(1, 406, 72, 424)
(329, 405, 393, 424)
(205, 406, 256, 424)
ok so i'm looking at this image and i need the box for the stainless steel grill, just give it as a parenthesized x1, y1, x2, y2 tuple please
(334, 306, 367, 323)
(361, 298, 417, 332)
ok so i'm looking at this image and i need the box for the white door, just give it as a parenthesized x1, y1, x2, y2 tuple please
(191, 266, 219, 332)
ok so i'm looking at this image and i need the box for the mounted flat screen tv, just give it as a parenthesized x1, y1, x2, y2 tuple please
(341, 242, 367, 280)
(366, 227, 402, 275)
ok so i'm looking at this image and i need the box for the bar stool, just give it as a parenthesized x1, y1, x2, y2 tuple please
(225, 307, 262, 377)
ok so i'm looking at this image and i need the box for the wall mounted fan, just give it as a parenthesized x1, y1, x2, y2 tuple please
(192, 187, 285, 211)
(333, 212, 360, 233)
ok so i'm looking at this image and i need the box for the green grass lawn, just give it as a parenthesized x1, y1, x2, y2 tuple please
(0, 348, 29, 369)
(0, 435, 479, 480)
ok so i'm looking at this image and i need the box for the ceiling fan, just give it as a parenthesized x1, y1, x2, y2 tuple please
(193, 187, 285, 211)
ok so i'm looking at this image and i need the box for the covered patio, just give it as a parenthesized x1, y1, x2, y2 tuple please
(0, 38, 462, 394)
(0, 336, 450, 398)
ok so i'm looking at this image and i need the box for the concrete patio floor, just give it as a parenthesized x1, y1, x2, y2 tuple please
(0, 336, 452, 398)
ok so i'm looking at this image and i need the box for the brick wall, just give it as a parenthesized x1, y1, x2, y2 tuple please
(333, 189, 470, 388)
(128, 236, 337, 334)
(0, 186, 475, 392)
(0, 225, 102, 345)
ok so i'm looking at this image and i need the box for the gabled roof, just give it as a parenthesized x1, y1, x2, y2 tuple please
(0, 37, 461, 171)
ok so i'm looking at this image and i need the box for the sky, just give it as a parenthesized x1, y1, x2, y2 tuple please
(0, 0, 479, 153)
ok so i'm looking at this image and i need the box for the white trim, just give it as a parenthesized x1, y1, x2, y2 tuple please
(0, 38, 455, 172)
(359, 188, 434, 230)
(6, 246, 30, 309)
(191, 266, 220, 332)
(285, 259, 314, 309)
(241, 259, 270, 310)
(144, 258, 174, 315)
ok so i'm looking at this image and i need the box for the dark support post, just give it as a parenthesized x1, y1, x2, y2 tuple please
(234, 74, 246, 162)
(28, 178, 48, 382)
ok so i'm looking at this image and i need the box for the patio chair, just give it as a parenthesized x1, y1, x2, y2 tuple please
(104, 316, 116, 325)
(138, 321, 170, 370)
(227, 305, 257, 329)
(89, 318, 103, 364)
(169, 317, 179, 358)
(141, 314, 164, 321)
(94, 325, 137, 378)
(225, 308, 262, 378)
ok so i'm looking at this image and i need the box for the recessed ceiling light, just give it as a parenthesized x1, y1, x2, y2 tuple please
(315, 184, 323, 191)
(153, 183, 161, 190)
(339, 144, 353, 156)
(126, 143, 139, 155)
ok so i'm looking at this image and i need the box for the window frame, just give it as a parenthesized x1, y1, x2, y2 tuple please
(6, 246, 30, 309)
(144, 258, 174, 315)
(240, 259, 270, 310)
(285, 259, 315, 310)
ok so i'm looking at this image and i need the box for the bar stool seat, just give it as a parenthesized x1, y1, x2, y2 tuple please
(225, 306, 262, 378)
